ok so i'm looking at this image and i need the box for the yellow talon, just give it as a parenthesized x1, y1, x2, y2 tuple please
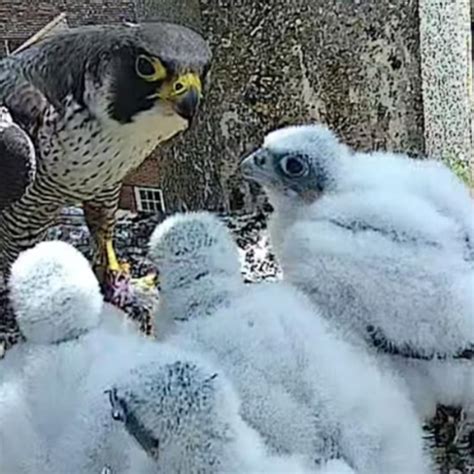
(131, 273, 159, 291)
(104, 239, 157, 289)
(105, 239, 121, 272)
(120, 261, 131, 274)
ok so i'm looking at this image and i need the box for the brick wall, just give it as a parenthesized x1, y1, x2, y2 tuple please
(0, 0, 136, 55)
(120, 158, 165, 212)
(124, 155, 162, 187)
(119, 185, 136, 212)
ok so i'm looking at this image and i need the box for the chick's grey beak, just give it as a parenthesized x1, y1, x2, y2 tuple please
(239, 148, 271, 182)
(173, 87, 201, 123)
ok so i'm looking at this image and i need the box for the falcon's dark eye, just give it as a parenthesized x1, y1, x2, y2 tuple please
(280, 155, 308, 178)
(135, 55, 166, 81)
(136, 56, 155, 76)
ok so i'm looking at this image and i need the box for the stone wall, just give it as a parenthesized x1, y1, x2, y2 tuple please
(419, 0, 472, 167)
(155, 0, 426, 212)
(151, 0, 472, 212)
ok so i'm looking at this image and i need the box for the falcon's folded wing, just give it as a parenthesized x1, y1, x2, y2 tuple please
(0, 110, 36, 211)
(0, 83, 47, 211)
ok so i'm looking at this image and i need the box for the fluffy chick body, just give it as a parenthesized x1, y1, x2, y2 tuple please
(281, 190, 474, 419)
(241, 124, 474, 420)
(0, 378, 49, 473)
(1, 238, 319, 474)
(0, 241, 113, 472)
(8, 240, 103, 344)
(150, 212, 430, 474)
(52, 339, 321, 474)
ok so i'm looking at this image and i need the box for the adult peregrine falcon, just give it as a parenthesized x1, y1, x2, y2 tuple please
(0, 22, 211, 291)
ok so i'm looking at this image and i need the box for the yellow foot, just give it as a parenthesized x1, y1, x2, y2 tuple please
(131, 273, 159, 292)
(105, 239, 129, 274)
(104, 239, 158, 291)
(99, 240, 157, 337)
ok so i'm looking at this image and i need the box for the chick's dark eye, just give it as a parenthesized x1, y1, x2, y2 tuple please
(281, 156, 307, 177)
(136, 56, 155, 77)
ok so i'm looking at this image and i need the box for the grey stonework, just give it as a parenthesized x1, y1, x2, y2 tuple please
(419, 0, 472, 165)
(147, 0, 472, 212)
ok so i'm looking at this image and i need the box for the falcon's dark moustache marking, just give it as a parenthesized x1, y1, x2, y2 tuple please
(109, 49, 164, 123)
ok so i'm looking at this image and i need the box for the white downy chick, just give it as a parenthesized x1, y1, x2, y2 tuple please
(345, 149, 474, 257)
(0, 240, 105, 473)
(239, 124, 350, 256)
(52, 340, 322, 474)
(105, 349, 322, 474)
(149, 212, 431, 474)
(239, 123, 474, 419)
(149, 211, 242, 337)
(239, 123, 473, 257)
(0, 379, 49, 473)
(9, 240, 102, 344)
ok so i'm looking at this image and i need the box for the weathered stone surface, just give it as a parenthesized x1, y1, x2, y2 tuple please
(419, 0, 472, 165)
(154, 0, 428, 212)
(145, 0, 472, 213)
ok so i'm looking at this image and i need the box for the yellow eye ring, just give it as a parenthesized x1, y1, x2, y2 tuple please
(135, 55, 166, 81)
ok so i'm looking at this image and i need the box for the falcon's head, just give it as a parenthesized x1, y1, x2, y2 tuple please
(17, 22, 212, 127)
(240, 124, 350, 205)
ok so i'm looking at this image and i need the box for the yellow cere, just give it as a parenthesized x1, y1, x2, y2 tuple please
(155, 72, 202, 101)
(172, 73, 202, 97)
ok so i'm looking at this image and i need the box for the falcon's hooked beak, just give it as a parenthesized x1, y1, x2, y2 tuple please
(169, 73, 202, 123)
(239, 148, 275, 185)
